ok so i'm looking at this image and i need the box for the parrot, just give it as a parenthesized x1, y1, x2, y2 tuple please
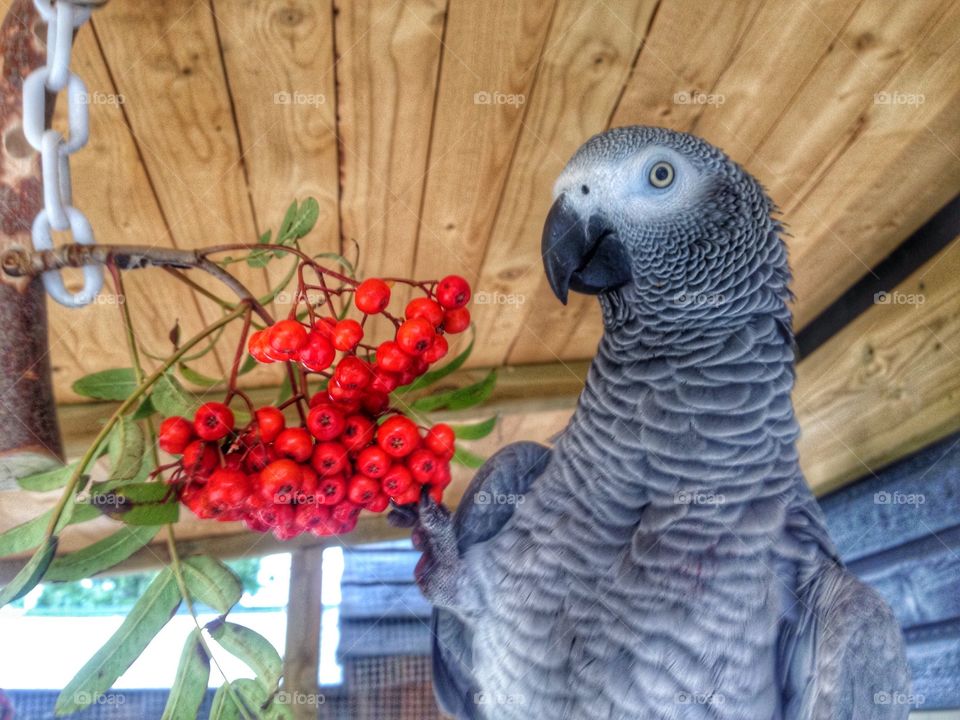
(395, 125, 910, 720)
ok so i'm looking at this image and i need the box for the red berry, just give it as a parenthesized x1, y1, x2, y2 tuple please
(299, 331, 336, 372)
(381, 465, 413, 496)
(390, 483, 421, 505)
(407, 448, 439, 484)
(254, 406, 285, 443)
(405, 297, 445, 327)
(428, 485, 444, 504)
(409, 356, 429, 377)
(365, 493, 390, 513)
(333, 319, 364, 351)
(295, 503, 332, 534)
(306, 404, 346, 441)
(273, 427, 314, 462)
(299, 464, 319, 496)
(259, 459, 302, 501)
(194, 402, 235, 441)
(244, 443, 276, 473)
(313, 316, 337, 338)
(334, 356, 373, 391)
(311, 441, 349, 477)
(361, 391, 389, 417)
(422, 334, 449, 363)
(396, 318, 436, 356)
(354, 278, 391, 314)
(332, 501, 362, 524)
(356, 446, 391, 478)
(182, 440, 219, 479)
(206, 468, 251, 508)
(223, 453, 244, 471)
(327, 380, 362, 405)
(377, 416, 421, 458)
(348, 475, 380, 506)
(436, 275, 471, 309)
(159, 416, 195, 454)
(341, 414, 375, 452)
(181, 483, 207, 515)
(248, 330, 274, 364)
(268, 319, 309, 357)
(370, 367, 401, 394)
(315, 475, 347, 505)
(425, 423, 456, 460)
(442, 307, 471, 334)
(375, 341, 412, 373)
(432, 461, 452, 489)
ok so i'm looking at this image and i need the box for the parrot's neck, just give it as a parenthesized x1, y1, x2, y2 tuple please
(547, 311, 800, 538)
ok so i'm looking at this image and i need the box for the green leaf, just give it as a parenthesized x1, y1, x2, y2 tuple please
(209, 620, 282, 693)
(161, 629, 210, 720)
(277, 200, 299, 240)
(410, 370, 497, 413)
(151, 372, 197, 417)
(17, 462, 78, 492)
(109, 416, 145, 483)
(0, 536, 57, 606)
(0, 498, 98, 558)
(452, 446, 486, 469)
(179, 363, 222, 388)
(313, 250, 355, 276)
(238, 354, 259, 376)
(286, 197, 320, 240)
(45, 525, 160, 583)
(398, 334, 475, 394)
(182, 556, 243, 614)
(56, 567, 182, 715)
(208, 684, 241, 720)
(89, 482, 180, 526)
(450, 415, 498, 440)
(132, 396, 157, 421)
(73, 368, 138, 401)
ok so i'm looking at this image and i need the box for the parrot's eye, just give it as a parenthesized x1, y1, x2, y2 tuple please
(649, 161, 674, 188)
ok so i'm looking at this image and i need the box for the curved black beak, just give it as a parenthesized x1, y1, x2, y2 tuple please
(541, 195, 632, 304)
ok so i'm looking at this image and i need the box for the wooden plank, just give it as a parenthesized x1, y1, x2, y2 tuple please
(795, 233, 960, 494)
(410, 0, 556, 359)
(905, 618, 960, 711)
(339, 619, 431, 658)
(819, 430, 960, 562)
(89, 1, 269, 369)
(468, 0, 658, 367)
(341, 549, 419, 586)
(284, 545, 324, 720)
(767, 0, 960, 328)
(339, 582, 431, 620)
(211, 0, 340, 296)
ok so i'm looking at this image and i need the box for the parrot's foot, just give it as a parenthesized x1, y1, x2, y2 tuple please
(390, 489, 462, 608)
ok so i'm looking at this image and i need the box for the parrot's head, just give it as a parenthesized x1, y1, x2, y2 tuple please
(542, 126, 790, 340)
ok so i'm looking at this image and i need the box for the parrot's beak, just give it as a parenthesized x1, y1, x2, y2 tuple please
(541, 195, 632, 304)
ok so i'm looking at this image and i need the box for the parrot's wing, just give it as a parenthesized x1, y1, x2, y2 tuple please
(779, 560, 910, 720)
(432, 441, 552, 720)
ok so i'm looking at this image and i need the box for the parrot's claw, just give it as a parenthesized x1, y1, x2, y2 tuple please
(403, 489, 461, 608)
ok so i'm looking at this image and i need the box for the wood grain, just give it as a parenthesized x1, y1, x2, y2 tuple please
(469, 0, 658, 367)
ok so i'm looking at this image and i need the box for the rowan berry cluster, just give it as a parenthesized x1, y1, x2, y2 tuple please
(158, 270, 472, 540)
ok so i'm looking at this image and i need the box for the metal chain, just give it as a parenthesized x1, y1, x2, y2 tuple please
(23, 0, 102, 307)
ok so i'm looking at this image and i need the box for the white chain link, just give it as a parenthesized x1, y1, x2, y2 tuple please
(23, 0, 101, 308)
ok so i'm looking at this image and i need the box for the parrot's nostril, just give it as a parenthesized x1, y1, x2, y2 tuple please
(581, 184, 590, 195)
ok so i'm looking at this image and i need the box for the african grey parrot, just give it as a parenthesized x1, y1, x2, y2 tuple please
(401, 126, 909, 719)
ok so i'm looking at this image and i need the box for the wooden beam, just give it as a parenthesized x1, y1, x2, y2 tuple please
(283, 545, 325, 720)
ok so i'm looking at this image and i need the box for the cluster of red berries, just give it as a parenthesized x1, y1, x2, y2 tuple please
(246, 274, 471, 388)
(158, 272, 472, 540)
(159, 402, 457, 540)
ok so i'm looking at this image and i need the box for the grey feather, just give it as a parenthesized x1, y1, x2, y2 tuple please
(414, 126, 909, 720)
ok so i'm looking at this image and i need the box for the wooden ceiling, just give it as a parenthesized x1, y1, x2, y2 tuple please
(3, 0, 949, 402)
(2, 0, 960, 556)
